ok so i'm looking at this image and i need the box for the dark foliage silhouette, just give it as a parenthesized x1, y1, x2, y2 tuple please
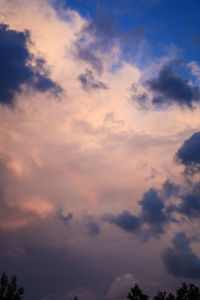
(0, 272, 24, 300)
(127, 284, 149, 300)
(176, 282, 200, 300)
(153, 290, 175, 300)
(128, 282, 200, 300)
(154, 291, 167, 300)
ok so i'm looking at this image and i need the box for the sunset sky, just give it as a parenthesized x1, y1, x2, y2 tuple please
(1, 0, 200, 299)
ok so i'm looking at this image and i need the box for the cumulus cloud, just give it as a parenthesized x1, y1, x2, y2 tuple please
(74, 14, 118, 73)
(147, 61, 200, 108)
(104, 210, 140, 233)
(176, 131, 200, 174)
(2, 0, 200, 298)
(162, 232, 200, 278)
(80, 14, 119, 51)
(0, 24, 61, 106)
(104, 188, 171, 239)
(168, 182, 200, 219)
(178, 194, 200, 218)
(139, 188, 168, 238)
(106, 273, 139, 298)
(73, 11, 137, 73)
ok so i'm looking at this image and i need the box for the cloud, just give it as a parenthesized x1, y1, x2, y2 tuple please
(74, 13, 121, 73)
(162, 232, 200, 278)
(171, 182, 200, 219)
(139, 188, 167, 237)
(106, 273, 138, 298)
(147, 61, 200, 108)
(187, 61, 200, 82)
(104, 210, 140, 233)
(178, 194, 200, 218)
(78, 69, 108, 91)
(161, 180, 180, 199)
(86, 220, 101, 237)
(0, 160, 56, 230)
(75, 48, 103, 73)
(19, 196, 54, 218)
(79, 13, 119, 53)
(176, 131, 200, 173)
(0, 24, 61, 106)
(56, 210, 73, 225)
(2, 0, 200, 298)
(104, 188, 171, 239)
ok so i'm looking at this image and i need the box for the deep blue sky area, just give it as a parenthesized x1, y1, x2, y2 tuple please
(63, 0, 200, 64)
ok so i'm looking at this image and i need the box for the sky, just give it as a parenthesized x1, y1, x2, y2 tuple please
(1, 0, 200, 299)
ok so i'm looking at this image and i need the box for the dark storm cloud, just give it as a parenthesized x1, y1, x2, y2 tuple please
(0, 24, 61, 105)
(147, 62, 200, 108)
(78, 69, 108, 91)
(162, 232, 200, 278)
(56, 210, 73, 225)
(104, 210, 140, 233)
(139, 188, 167, 237)
(176, 132, 200, 174)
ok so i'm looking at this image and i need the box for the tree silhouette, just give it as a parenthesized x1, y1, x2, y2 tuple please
(176, 282, 188, 300)
(166, 293, 175, 300)
(153, 291, 175, 300)
(127, 284, 149, 300)
(128, 282, 200, 300)
(0, 272, 24, 300)
(154, 291, 167, 300)
(188, 283, 200, 300)
(175, 282, 200, 300)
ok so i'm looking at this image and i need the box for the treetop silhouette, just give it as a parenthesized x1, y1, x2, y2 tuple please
(127, 282, 200, 300)
(0, 271, 24, 300)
